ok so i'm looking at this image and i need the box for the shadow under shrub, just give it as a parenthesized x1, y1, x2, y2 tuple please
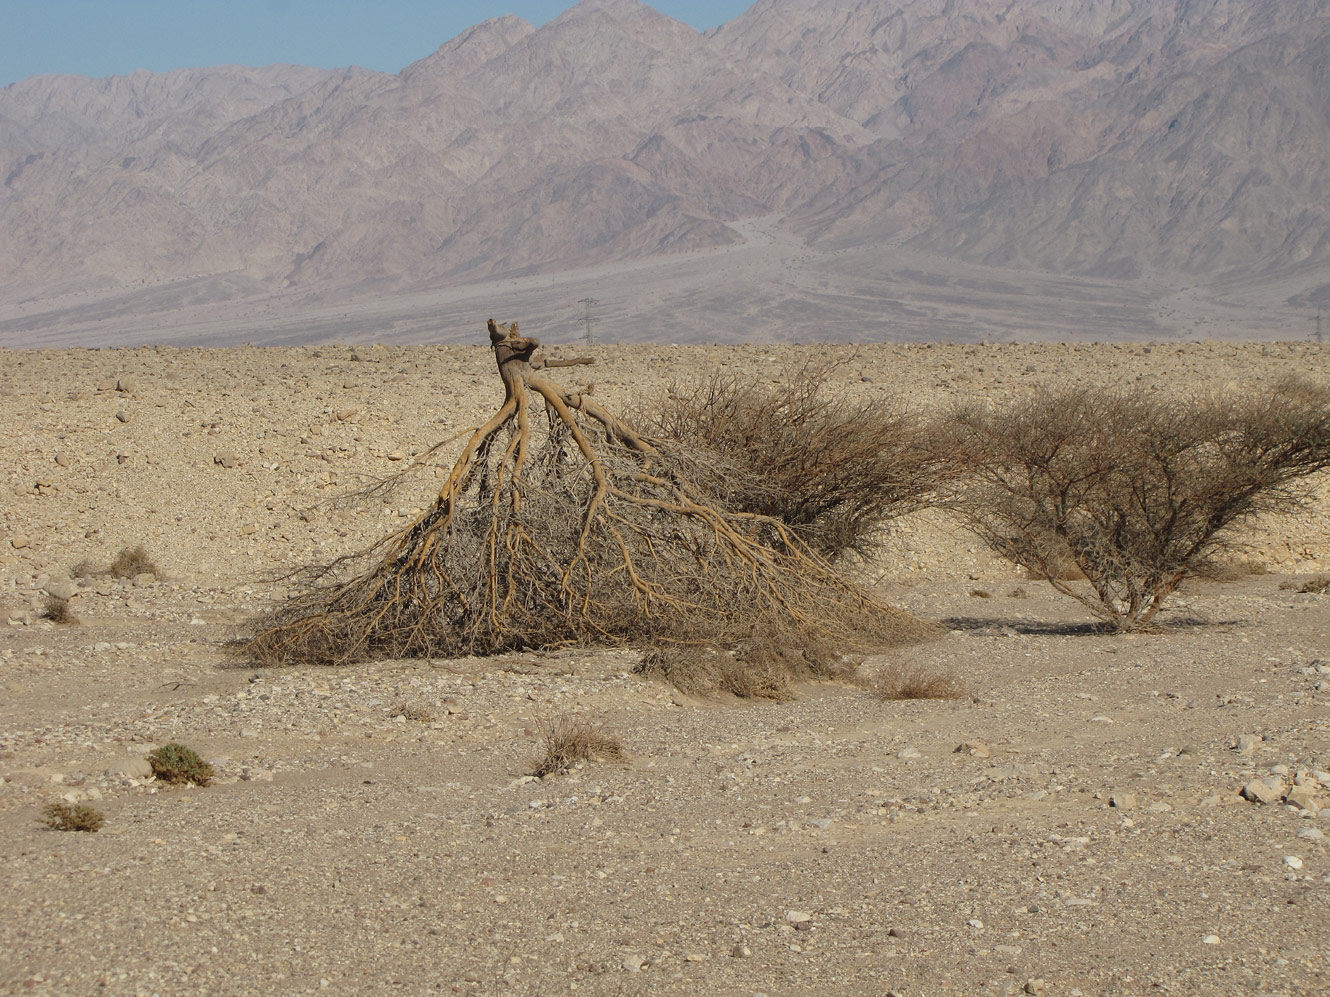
(636, 362, 960, 561)
(944, 378, 1330, 631)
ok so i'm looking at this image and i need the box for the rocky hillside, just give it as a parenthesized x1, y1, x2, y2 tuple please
(1, 0, 1327, 340)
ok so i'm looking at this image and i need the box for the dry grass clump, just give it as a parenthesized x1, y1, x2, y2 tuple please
(945, 378, 1330, 631)
(638, 362, 960, 561)
(148, 743, 213, 786)
(636, 638, 857, 700)
(1280, 573, 1330, 594)
(389, 703, 436, 722)
(242, 323, 933, 676)
(531, 717, 625, 778)
(40, 802, 104, 832)
(41, 593, 79, 625)
(859, 663, 965, 701)
(109, 544, 158, 579)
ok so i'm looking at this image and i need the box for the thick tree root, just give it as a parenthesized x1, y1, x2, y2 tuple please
(242, 321, 931, 667)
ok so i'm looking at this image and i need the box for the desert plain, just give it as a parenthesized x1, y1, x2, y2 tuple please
(2, 337, 1330, 996)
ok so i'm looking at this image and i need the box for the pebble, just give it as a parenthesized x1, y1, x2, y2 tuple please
(1109, 793, 1136, 810)
(1236, 734, 1262, 754)
(785, 910, 812, 924)
(214, 451, 240, 468)
(1202, 934, 1221, 945)
(1283, 856, 1304, 870)
(622, 954, 645, 972)
(730, 943, 751, 958)
(896, 746, 922, 760)
(1298, 827, 1324, 841)
(1286, 786, 1321, 812)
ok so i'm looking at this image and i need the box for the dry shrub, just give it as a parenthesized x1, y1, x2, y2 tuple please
(148, 743, 213, 786)
(1281, 573, 1330, 594)
(41, 593, 79, 625)
(109, 544, 158, 579)
(637, 363, 960, 561)
(241, 323, 933, 671)
(860, 663, 965, 701)
(40, 802, 104, 832)
(531, 716, 625, 777)
(390, 703, 436, 723)
(945, 379, 1330, 631)
(636, 638, 849, 700)
(70, 559, 101, 579)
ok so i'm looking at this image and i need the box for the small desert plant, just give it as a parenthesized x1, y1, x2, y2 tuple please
(41, 593, 79, 624)
(389, 702, 436, 722)
(636, 640, 849, 700)
(943, 379, 1330, 631)
(531, 717, 625, 778)
(109, 544, 158, 579)
(638, 362, 960, 561)
(859, 663, 964, 701)
(148, 743, 214, 786)
(1281, 573, 1330, 594)
(40, 802, 104, 832)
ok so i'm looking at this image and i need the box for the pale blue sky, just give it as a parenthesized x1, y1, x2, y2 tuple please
(0, 1, 756, 87)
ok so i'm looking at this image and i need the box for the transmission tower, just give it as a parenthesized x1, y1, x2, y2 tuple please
(578, 298, 598, 345)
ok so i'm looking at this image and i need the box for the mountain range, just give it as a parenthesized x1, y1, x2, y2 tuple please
(1, 0, 1327, 346)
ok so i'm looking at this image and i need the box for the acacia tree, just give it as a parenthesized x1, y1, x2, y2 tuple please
(243, 321, 928, 681)
(946, 380, 1330, 630)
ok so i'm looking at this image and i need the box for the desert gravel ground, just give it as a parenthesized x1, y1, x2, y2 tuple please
(2, 341, 1329, 996)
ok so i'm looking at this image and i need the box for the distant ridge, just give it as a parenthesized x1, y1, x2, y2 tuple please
(2, 0, 1327, 345)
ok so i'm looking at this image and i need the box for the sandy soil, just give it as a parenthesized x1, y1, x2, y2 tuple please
(2, 340, 1329, 996)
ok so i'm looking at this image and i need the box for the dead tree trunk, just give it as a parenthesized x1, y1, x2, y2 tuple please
(242, 321, 929, 670)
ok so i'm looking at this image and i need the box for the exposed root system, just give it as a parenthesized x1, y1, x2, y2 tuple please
(242, 321, 930, 668)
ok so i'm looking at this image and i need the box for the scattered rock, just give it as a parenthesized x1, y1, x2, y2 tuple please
(1297, 827, 1324, 841)
(1235, 734, 1262, 754)
(896, 746, 922, 761)
(1285, 785, 1320, 813)
(1109, 793, 1137, 810)
(1283, 855, 1304, 870)
(621, 954, 645, 972)
(214, 451, 240, 468)
(729, 943, 751, 958)
(1202, 934, 1221, 945)
(10, 534, 29, 550)
(955, 741, 991, 758)
(107, 758, 153, 780)
(1241, 779, 1285, 804)
(115, 410, 130, 423)
(1025, 979, 1046, 995)
(785, 910, 813, 925)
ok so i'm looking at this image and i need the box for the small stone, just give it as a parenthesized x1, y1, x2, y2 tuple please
(53, 452, 68, 467)
(896, 746, 922, 760)
(387, 451, 405, 461)
(1286, 785, 1321, 812)
(1241, 779, 1285, 804)
(107, 758, 153, 780)
(785, 910, 812, 924)
(1283, 855, 1304, 870)
(115, 410, 129, 423)
(968, 918, 984, 929)
(621, 954, 645, 972)
(1297, 827, 1324, 841)
(730, 943, 751, 958)
(887, 927, 906, 938)
(684, 952, 709, 962)
(213, 451, 240, 468)
(1202, 934, 1220, 945)
(1235, 734, 1262, 754)
(335, 409, 357, 421)
(1147, 801, 1173, 813)
(10, 535, 29, 550)
(955, 741, 991, 758)
(116, 377, 136, 393)
(1271, 764, 1292, 777)
(1109, 793, 1136, 810)
(1024, 978, 1046, 994)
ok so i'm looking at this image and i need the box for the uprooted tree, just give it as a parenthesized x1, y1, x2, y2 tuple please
(944, 379, 1330, 631)
(242, 321, 931, 688)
